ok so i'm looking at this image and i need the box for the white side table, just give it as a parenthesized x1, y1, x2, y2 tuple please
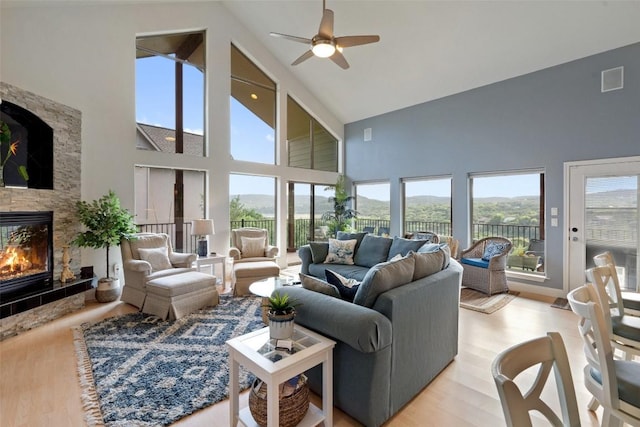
(193, 254, 226, 288)
(227, 325, 335, 427)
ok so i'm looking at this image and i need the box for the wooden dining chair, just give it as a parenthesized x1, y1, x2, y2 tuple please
(567, 284, 640, 426)
(593, 251, 640, 316)
(586, 265, 640, 361)
(491, 332, 580, 427)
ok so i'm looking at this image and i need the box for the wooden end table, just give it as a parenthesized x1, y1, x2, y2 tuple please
(227, 325, 335, 427)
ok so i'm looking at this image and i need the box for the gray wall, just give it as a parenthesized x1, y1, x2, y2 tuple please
(345, 42, 640, 290)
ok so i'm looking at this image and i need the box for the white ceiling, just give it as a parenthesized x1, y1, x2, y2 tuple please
(222, 0, 640, 124)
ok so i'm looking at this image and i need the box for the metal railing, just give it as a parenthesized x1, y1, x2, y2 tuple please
(135, 219, 550, 254)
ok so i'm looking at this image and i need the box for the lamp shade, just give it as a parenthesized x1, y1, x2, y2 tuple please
(191, 219, 215, 237)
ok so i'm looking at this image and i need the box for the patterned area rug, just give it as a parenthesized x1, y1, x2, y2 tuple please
(459, 287, 519, 314)
(73, 296, 263, 427)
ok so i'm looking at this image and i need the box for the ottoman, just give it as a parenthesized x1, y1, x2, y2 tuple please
(233, 260, 280, 296)
(143, 271, 219, 320)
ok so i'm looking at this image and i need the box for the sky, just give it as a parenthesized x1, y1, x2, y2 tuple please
(136, 55, 638, 202)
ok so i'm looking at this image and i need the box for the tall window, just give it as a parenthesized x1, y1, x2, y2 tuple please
(287, 97, 338, 172)
(470, 171, 545, 273)
(230, 45, 276, 164)
(229, 174, 277, 244)
(355, 182, 390, 235)
(134, 166, 206, 252)
(136, 32, 205, 155)
(403, 177, 452, 236)
(135, 31, 206, 254)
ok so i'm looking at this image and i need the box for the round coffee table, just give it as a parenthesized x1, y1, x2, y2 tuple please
(249, 277, 299, 323)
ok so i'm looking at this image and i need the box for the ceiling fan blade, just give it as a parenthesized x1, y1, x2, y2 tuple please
(330, 49, 349, 69)
(334, 35, 380, 48)
(269, 32, 312, 45)
(318, 8, 334, 39)
(291, 49, 315, 66)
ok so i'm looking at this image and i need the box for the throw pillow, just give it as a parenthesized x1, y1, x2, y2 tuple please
(241, 236, 265, 258)
(324, 238, 357, 265)
(353, 255, 415, 307)
(299, 273, 341, 298)
(387, 236, 429, 260)
(137, 247, 172, 272)
(409, 247, 450, 281)
(325, 269, 360, 302)
(389, 253, 403, 262)
(354, 234, 393, 268)
(336, 231, 367, 253)
(482, 241, 508, 261)
(308, 241, 329, 264)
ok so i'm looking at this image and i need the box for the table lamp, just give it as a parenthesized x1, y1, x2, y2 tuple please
(191, 219, 215, 257)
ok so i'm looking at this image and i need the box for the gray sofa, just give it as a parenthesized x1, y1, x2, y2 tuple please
(289, 237, 462, 426)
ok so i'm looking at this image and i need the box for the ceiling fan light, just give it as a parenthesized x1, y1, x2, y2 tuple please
(312, 41, 336, 58)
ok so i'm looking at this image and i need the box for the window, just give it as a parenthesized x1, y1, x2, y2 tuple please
(470, 171, 545, 273)
(403, 177, 452, 236)
(355, 182, 390, 235)
(134, 166, 206, 252)
(135, 31, 207, 254)
(230, 45, 276, 164)
(287, 97, 338, 172)
(136, 31, 205, 155)
(229, 174, 277, 244)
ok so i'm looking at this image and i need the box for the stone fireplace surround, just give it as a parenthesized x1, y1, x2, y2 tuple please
(1, 82, 85, 339)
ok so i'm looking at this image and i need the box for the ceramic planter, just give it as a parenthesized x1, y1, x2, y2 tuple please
(268, 310, 295, 340)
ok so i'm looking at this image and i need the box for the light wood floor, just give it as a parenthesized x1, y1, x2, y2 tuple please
(0, 290, 610, 427)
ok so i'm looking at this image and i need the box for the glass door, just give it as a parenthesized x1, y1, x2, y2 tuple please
(567, 157, 640, 292)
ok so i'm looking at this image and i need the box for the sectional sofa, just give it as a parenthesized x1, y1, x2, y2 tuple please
(288, 233, 462, 426)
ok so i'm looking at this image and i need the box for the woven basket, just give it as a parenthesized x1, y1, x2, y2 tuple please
(249, 374, 309, 427)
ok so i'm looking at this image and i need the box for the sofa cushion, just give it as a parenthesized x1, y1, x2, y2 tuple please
(482, 240, 509, 261)
(137, 247, 172, 272)
(353, 256, 416, 307)
(387, 236, 428, 260)
(308, 263, 370, 281)
(309, 241, 329, 264)
(461, 257, 490, 268)
(325, 238, 357, 265)
(241, 236, 266, 258)
(300, 273, 341, 298)
(337, 231, 367, 253)
(325, 269, 360, 302)
(354, 235, 393, 268)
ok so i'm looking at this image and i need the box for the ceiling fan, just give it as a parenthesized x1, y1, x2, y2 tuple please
(269, 0, 380, 69)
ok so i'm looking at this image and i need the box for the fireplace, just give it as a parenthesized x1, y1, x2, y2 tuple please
(0, 211, 54, 302)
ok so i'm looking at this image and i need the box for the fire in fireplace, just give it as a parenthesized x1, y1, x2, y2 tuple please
(0, 211, 54, 302)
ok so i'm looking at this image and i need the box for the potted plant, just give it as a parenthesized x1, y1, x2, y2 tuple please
(265, 291, 300, 340)
(72, 190, 138, 302)
(322, 174, 357, 238)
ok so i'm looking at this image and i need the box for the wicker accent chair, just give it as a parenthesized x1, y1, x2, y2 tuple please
(460, 237, 512, 295)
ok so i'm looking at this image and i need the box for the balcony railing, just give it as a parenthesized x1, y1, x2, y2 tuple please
(136, 219, 545, 253)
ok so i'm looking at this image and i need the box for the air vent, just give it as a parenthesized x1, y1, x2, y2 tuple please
(601, 66, 624, 92)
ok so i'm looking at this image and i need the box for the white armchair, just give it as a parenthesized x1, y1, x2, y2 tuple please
(229, 227, 279, 262)
(120, 233, 196, 308)
(228, 228, 280, 296)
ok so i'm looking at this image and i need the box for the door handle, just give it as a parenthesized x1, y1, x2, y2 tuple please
(572, 237, 579, 241)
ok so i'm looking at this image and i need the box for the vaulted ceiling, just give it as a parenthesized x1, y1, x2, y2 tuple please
(222, 1, 640, 124)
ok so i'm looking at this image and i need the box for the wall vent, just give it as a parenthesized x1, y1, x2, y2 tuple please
(601, 66, 624, 92)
